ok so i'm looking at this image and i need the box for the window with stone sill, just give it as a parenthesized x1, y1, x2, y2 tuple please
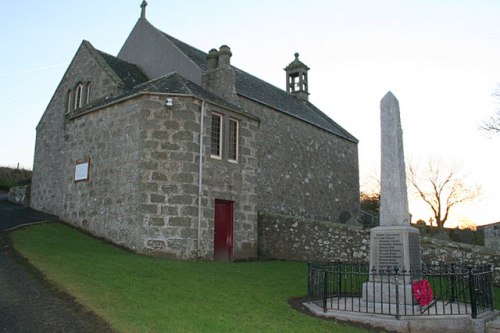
(66, 90, 72, 114)
(74, 82, 84, 109)
(211, 113, 223, 159)
(228, 118, 239, 162)
(86, 82, 92, 104)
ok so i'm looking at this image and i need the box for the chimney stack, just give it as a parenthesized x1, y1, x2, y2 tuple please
(202, 45, 239, 106)
(207, 49, 219, 71)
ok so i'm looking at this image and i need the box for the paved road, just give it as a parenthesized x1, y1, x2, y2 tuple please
(0, 193, 56, 232)
(0, 193, 113, 332)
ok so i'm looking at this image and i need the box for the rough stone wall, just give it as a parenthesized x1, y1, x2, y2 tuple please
(62, 97, 144, 251)
(8, 185, 31, 206)
(203, 106, 259, 260)
(137, 96, 258, 259)
(239, 98, 359, 223)
(259, 213, 500, 284)
(258, 213, 369, 262)
(31, 42, 123, 216)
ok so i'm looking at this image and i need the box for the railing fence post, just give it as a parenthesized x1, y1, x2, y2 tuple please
(323, 270, 328, 313)
(450, 263, 456, 302)
(468, 265, 477, 319)
(307, 263, 311, 302)
(338, 261, 342, 300)
(395, 266, 400, 320)
(488, 265, 494, 310)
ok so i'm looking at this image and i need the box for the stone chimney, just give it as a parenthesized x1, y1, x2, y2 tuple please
(284, 52, 310, 101)
(202, 45, 239, 106)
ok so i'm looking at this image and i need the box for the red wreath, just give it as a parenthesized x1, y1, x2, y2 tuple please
(412, 279, 433, 306)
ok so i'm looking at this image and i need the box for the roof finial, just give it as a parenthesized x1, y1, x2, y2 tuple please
(140, 1, 148, 19)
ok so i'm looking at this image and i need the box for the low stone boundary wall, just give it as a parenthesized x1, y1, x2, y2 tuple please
(8, 185, 31, 206)
(258, 213, 369, 262)
(258, 213, 500, 285)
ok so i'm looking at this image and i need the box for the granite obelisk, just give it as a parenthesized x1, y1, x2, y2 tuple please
(380, 91, 410, 228)
(363, 92, 421, 304)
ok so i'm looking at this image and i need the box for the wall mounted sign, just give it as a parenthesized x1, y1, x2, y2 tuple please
(75, 159, 90, 182)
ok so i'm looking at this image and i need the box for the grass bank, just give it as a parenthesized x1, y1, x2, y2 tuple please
(0, 166, 32, 191)
(10, 223, 367, 333)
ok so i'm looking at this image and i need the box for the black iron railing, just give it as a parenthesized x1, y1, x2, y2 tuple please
(308, 262, 494, 319)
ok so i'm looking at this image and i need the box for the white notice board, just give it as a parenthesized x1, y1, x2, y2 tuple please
(75, 160, 90, 181)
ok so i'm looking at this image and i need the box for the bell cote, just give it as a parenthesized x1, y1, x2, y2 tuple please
(284, 52, 310, 101)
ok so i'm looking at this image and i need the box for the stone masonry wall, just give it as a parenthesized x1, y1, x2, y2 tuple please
(259, 213, 500, 285)
(239, 98, 359, 223)
(61, 94, 258, 259)
(137, 96, 258, 259)
(62, 97, 144, 251)
(8, 185, 31, 206)
(31, 42, 124, 216)
(483, 223, 500, 252)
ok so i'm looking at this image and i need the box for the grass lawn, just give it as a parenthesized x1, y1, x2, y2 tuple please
(10, 223, 369, 333)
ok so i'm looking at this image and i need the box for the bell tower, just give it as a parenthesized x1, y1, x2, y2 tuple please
(284, 52, 310, 101)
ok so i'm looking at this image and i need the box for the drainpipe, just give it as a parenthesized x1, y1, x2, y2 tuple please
(197, 101, 206, 258)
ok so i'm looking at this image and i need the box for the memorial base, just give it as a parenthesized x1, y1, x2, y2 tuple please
(362, 281, 415, 305)
(369, 225, 421, 272)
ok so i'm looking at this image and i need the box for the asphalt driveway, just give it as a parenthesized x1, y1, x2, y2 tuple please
(0, 193, 113, 332)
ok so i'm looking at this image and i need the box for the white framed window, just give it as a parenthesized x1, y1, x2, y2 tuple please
(228, 118, 239, 162)
(86, 82, 92, 104)
(211, 113, 223, 159)
(74, 83, 84, 109)
(66, 90, 72, 114)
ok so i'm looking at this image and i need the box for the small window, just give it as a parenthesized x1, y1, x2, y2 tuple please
(211, 113, 222, 159)
(66, 90, 72, 114)
(86, 82, 91, 104)
(74, 83, 84, 109)
(228, 118, 239, 162)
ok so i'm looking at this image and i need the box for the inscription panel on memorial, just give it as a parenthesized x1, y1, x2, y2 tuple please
(408, 232, 421, 271)
(372, 232, 404, 271)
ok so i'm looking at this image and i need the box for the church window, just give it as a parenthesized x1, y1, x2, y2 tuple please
(211, 113, 222, 159)
(228, 118, 239, 162)
(66, 90, 72, 114)
(74, 83, 84, 109)
(86, 82, 92, 104)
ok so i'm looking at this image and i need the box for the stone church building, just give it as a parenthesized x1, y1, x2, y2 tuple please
(31, 3, 359, 260)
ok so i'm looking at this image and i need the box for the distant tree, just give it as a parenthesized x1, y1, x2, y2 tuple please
(415, 219, 427, 227)
(481, 84, 500, 133)
(360, 192, 380, 215)
(408, 161, 481, 230)
(481, 109, 500, 133)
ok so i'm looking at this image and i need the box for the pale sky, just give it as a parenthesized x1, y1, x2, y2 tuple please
(1, 1, 499, 226)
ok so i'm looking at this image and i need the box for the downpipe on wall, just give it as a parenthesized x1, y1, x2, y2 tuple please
(197, 101, 206, 258)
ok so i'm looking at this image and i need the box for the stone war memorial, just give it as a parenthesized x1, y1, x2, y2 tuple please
(363, 91, 422, 305)
(305, 92, 498, 333)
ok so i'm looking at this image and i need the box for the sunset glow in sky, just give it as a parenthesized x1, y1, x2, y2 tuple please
(1, 1, 499, 227)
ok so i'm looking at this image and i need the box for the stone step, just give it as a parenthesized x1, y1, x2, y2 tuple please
(486, 315, 500, 333)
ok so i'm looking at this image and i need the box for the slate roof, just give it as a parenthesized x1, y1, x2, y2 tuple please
(97, 50, 149, 89)
(161, 32, 358, 143)
(73, 69, 249, 119)
(130, 72, 249, 115)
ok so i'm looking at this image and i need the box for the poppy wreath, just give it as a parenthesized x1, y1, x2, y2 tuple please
(411, 279, 433, 306)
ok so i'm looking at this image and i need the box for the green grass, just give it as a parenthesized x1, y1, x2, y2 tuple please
(10, 223, 368, 333)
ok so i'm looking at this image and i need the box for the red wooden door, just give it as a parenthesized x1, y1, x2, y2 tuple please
(214, 200, 233, 261)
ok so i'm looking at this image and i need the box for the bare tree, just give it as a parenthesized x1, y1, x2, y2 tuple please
(481, 84, 500, 133)
(408, 161, 481, 229)
(481, 109, 500, 133)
